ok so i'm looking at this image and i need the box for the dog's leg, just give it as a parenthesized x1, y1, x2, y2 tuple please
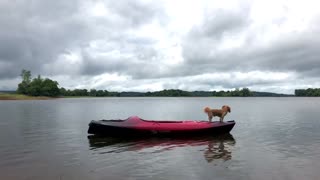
(220, 115, 224, 123)
(207, 112, 213, 122)
(220, 112, 227, 123)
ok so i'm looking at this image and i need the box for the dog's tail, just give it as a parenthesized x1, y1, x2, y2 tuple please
(204, 107, 211, 114)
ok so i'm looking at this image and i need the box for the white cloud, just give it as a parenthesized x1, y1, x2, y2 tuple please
(1, 0, 320, 94)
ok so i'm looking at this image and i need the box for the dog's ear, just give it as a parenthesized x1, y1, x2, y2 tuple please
(227, 106, 231, 112)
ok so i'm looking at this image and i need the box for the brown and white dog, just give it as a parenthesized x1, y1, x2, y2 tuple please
(204, 105, 231, 123)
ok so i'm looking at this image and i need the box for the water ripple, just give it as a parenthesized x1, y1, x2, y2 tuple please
(87, 134, 236, 162)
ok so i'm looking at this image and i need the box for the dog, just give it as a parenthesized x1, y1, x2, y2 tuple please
(204, 105, 231, 123)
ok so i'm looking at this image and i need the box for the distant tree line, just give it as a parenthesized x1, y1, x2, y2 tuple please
(59, 88, 254, 97)
(18, 69, 308, 97)
(59, 88, 119, 97)
(295, 88, 320, 96)
(145, 89, 192, 97)
(211, 88, 252, 97)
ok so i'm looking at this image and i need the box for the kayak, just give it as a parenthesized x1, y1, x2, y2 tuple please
(88, 116, 235, 137)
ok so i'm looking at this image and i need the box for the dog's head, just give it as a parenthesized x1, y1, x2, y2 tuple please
(222, 105, 231, 113)
(204, 107, 211, 113)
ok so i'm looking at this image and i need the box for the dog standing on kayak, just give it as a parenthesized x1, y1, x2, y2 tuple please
(204, 105, 231, 123)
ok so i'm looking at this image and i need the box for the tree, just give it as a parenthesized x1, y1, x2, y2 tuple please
(21, 69, 32, 84)
(96, 90, 105, 97)
(17, 69, 32, 94)
(27, 75, 43, 96)
(16, 70, 60, 97)
(295, 88, 320, 97)
(89, 89, 97, 96)
(60, 87, 67, 96)
(241, 88, 251, 97)
(40, 78, 60, 97)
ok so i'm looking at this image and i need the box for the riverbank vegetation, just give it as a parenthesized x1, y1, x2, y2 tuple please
(295, 88, 320, 96)
(58, 88, 253, 97)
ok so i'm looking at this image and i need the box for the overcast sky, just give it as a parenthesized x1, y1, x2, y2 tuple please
(1, 0, 320, 94)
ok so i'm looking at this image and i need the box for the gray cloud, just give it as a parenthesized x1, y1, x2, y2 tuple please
(247, 35, 320, 73)
(1, 0, 320, 94)
(181, 7, 320, 77)
(0, 0, 165, 78)
(0, 0, 90, 78)
(104, 0, 166, 27)
(194, 8, 250, 40)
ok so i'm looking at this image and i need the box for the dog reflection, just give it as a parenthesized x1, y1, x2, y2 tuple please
(203, 135, 235, 163)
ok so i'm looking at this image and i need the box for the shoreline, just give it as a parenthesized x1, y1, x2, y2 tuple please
(1, 94, 307, 100)
(0, 93, 54, 100)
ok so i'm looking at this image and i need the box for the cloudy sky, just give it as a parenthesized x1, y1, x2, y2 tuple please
(1, 0, 320, 94)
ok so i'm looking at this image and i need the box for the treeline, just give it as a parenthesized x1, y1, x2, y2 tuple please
(19, 69, 317, 97)
(59, 88, 119, 97)
(59, 88, 202, 97)
(295, 88, 320, 96)
(212, 88, 252, 97)
(59, 88, 253, 97)
(16, 70, 257, 97)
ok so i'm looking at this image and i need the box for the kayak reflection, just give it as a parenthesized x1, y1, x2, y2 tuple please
(88, 133, 235, 162)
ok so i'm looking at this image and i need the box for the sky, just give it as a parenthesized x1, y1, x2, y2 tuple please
(1, 0, 320, 94)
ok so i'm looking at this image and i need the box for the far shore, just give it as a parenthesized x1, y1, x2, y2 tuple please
(0, 93, 305, 100)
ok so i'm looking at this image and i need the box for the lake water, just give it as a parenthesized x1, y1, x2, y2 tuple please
(0, 97, 320, 180)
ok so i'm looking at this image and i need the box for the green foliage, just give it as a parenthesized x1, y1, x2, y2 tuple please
(89, 89, 97, 96)
(41, 78, 60, 96)
(241, 88, 251, 97)
(21, 69, 32, 84)
(58, 88, 255, 97)
(212, 88, 253, 97)
(59, 88, 112, 97)
(15, 69, 268, 98)
(16, 70, 60, 97)
(145, 89, 192, 97)
(17, 81, 29, 94)
(17, 69, 32, 94)
(295, 88, 320, 96)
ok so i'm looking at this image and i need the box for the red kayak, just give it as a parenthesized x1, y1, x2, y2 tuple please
(88, 116, 235, 137)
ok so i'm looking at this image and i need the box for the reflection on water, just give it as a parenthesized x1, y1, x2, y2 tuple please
(88, 133, 236, 163)
(1, 97, 320, 180)
(203, 134, 235, 162)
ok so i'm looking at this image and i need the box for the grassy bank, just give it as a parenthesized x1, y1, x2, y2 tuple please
(0, 93, 53, 100)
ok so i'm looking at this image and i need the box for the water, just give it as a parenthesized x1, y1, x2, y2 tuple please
(0, 97, 320, 180)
